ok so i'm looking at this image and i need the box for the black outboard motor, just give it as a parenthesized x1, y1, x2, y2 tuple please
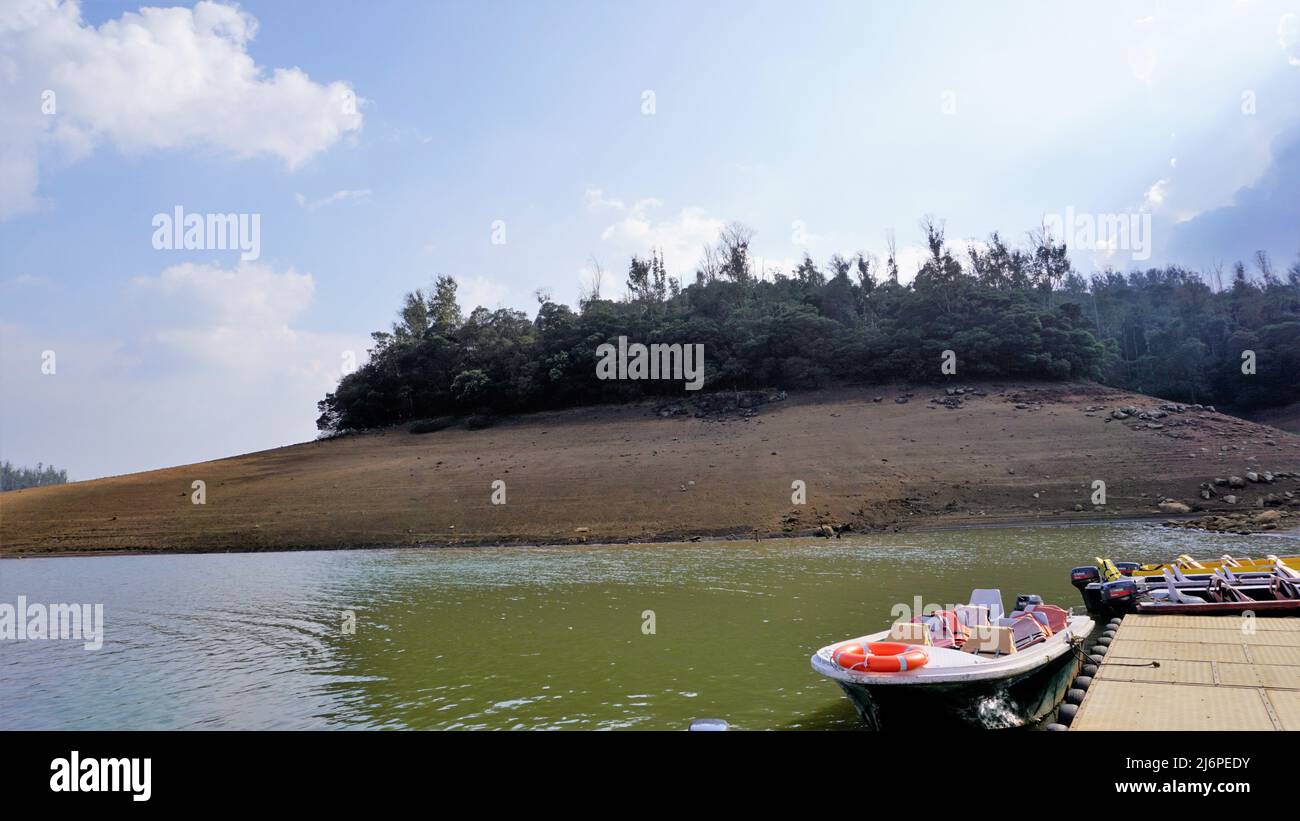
(1099, 578, 1140, 616)
(1070, 565, 1101, 592)
(1114, 562, 1140, 576)
(1014, 593, 1043, 611)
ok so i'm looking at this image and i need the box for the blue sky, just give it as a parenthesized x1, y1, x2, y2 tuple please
(2, 0, 1299, 479)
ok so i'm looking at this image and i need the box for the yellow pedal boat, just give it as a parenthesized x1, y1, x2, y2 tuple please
(1100, 553, 1298, 581)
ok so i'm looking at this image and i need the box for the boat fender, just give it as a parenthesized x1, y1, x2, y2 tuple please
(1091, 645, 1108, 657)
(1058, 703, 1078, 725)
(1083, 664, 1098, 676)
(1045, 723, 1068, 732)
(1073, 676, 1092, 691)
(1107, 618, 1122, 627)
(1096, 636, 1112, 646)
(1066, 689, 1086, 705)
(1087, 654, 1105, 665)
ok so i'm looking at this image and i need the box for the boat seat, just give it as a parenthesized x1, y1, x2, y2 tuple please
(1023, 604, 1068, 634)
(1275, 561, 1300, 581)
(887, 621, 932, 645)
(962, 624, 1016, 655)
(954, 604, 989, 627)
(1009, 610, 1054, 636)
(969, 589, 1005, 623)
(1008, 615, 1049, 649)
(1161, 570, 1203, 605)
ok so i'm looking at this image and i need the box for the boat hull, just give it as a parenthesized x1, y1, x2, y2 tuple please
(833, 645, 1084, 730)
(1135, 598, 1300, 616)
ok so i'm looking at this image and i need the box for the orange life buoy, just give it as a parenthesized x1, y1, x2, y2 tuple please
(833, 641, 929, 673)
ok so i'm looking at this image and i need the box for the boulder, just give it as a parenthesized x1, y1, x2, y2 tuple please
(1158, 501, 1192, 514)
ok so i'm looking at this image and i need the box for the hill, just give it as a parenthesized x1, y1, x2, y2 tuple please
(4, 381, 1299, 557)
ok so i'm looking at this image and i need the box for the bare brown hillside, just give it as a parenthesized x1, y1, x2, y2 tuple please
(3, 382, 1299, 557)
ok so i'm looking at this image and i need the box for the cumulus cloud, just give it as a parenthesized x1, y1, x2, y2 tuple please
(0, 261, 369, 478)
(0, 0, 363, 219)
(593, 194, 726, 277)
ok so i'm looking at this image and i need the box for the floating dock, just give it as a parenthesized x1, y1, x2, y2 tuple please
(1070, 615, 1300, 730)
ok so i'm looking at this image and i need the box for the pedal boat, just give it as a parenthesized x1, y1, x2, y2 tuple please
(1072, 555, 1299, 615)
(1125, 553, 1299, 577)
(1085, 561, 1300, 617)
(811, 590, 1093, 729)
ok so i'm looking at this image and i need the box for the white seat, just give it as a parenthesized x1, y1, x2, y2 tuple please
(1161, 570, 1202, 605)
(969, 589, 1005, 623)
(954, 604, 989, 627)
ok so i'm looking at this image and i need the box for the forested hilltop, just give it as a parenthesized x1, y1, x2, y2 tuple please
(0, 461, 68, 491)
(316, 222, 1300, 434)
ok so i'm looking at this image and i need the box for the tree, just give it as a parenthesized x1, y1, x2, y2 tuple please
(428, 275, 462, 333)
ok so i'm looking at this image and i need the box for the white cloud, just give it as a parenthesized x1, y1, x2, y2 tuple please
(457, 275, 511, 312)
(0, 261, 369, 478)
(1280, 13, 1298, 48)
(130, 261, 315, 342)
(595, 197, 726, 277)
(0, 0, 363, 219)
(583, 187, 625, 212)
(1281, 13, 1300, 65)
(295, 189, 371, 210)
(1143, 178, 1169, 209)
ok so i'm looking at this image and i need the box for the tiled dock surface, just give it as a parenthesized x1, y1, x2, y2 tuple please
(1071, 615, 1300, 730)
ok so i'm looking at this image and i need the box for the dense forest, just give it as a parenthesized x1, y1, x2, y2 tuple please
(0, 461, 68, 491)
(316, 221, 1300, 434)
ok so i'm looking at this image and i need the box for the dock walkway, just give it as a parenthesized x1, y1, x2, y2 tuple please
(1071, 614, 1300, 730)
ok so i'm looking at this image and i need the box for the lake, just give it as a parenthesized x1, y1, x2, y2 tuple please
(3, 523, 1298, 730)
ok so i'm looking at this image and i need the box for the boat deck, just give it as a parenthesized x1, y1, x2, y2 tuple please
(1070, 615, 1300, 730)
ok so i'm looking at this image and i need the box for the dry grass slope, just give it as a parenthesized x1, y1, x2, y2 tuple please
(3, 381, 1299, 556)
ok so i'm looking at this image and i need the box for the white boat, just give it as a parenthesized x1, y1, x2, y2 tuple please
(810, 589, 1094, 729)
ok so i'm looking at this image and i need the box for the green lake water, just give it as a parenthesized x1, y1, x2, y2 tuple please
(3, 523, 1298, 730)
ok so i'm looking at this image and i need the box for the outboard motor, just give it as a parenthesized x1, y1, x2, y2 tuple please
(1070, 565, 1101, 592)
(1100, 579, 1140, 616)
(1014, 593, 1044, 611)
(1114, 562, 1140, 576)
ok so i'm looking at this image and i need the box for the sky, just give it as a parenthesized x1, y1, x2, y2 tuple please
(2, 0, 1299, 480)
